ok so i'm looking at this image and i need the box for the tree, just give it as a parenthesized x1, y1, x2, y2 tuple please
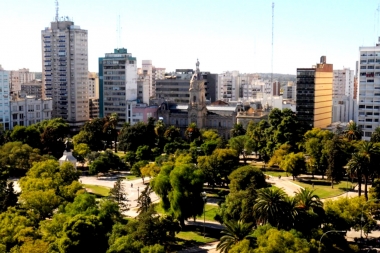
(280, 152, 306, 180)
(89, 150, 125, 175)
(185, 123, 201, 142)
(140, 163, 161, 184)
(152, 163, 204, 227)
(253, 187, 288, 229)
(38, 118, 69, 158)
(19, 160, 82, 220)
(137, 186, 153, 214)
(73, 143, 91, 167)
(136, 145, 151, 161)
(268, 144, 291, 168)
(104, 113, 119, 152)
(118, 120, 156, 152)
(229, 135, 253, 164)
(347, 153, 366, 197)
(229, 166, 267, 193)
(342, 121, 363, 141)
(231, 123, 246, 137)
(253, 225, 311, 253)
(0, 182, 18, 212)
(10, 125, 41, 149)
(217, 220, 254, 253)
(324, 136, 348, 188)
(198, 148, 239, 187)
(371, 126, 380, 143)
(108, 179, 129, 212)
(74, 118, 106, 151)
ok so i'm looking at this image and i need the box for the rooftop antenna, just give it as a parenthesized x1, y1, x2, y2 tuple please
(117, 15, 122, 49)
(55, 0, 59, 21)
(270, 2, 275, 109)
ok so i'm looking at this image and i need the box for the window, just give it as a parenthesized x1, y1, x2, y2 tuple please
(36, 105, 40, 110)
(36, 112, 41, 118)
(12, 114, 17, 120)
(28, 105, 34, 111)
(19, 106, 23, 111)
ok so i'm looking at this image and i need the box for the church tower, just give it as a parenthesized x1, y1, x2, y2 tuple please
(188, 59, 207, 128)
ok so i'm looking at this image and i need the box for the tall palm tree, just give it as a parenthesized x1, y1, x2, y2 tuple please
(253, 187, 287, 228)
(342, 121, 363, 141)
(103, 113, 119, 152)
(216, 220, 254, 253)
(347, 152, 367, 197)
(359, 141, 380, 199)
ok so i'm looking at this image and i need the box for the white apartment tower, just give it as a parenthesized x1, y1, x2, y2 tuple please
(332, 68, 355, 123)
(0, 67, 10, 130)
(357, 39, 380, 140)
(41, 17, 89, 131)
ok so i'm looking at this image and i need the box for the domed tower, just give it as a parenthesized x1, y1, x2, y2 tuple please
(188, 59, 207, 128)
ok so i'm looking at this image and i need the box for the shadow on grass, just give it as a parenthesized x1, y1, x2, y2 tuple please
(172, 225, 220, 252)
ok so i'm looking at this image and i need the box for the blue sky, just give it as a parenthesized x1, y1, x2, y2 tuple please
(1, 0, 380, 74)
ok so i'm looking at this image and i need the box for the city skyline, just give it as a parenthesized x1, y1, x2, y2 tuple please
(1, 0, 380, 74)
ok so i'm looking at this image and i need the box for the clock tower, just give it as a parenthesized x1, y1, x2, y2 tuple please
(188, 59, 207, 128)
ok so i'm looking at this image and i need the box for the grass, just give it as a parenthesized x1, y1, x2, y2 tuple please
(83, 184, 110, 197)
(155, 203, 219, 222)
(114, 151, 126, 158)
(197, 204, 219, 221)
(264, 171, 289, 177)
(292, 180, 356, 199)
(176, 231, 217, 244)
(124, 174, 139, 181)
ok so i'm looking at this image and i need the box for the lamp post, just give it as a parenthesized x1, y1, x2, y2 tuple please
(318, 230, 346, 252)
(201, 191, 207, 238)
(360, 198, 380, 238)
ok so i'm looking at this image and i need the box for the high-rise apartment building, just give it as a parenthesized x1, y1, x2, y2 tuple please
(296, 56, 333, 129)
(0, 67, 10, 130)
(98, 48, 137, 126)
(357, 39, 380, 140)
(332, 68, 355, 123)
(41, 18, 89, 132)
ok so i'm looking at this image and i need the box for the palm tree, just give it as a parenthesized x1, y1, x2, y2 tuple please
(371, 127, 380, 143)
(342, 121, 363, 141)
(103, 113, 119, 152)
(294, 188, 323, 211)
(216, 220, 254, 253)
(347, 152, 367, 197)
(253, 187, 287, 228)
(359, 141, 380, 199)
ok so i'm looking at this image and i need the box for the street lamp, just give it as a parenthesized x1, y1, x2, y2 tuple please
(318, 230, 346, 252)
(201, 191, 207, 238)
(360, 198, 380, 238)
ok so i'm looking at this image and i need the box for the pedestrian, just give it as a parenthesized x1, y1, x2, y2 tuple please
(131, 183, 133, 188)
(279, 175, 281, 180)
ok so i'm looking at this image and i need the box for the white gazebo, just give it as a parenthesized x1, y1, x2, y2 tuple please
(59, 150, 77, 169)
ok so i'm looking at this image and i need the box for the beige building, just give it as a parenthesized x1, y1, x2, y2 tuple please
(88, 72, 99, 99)
(296, 56, 333, 129)
(41, 18, 89, 132)
(20, 80, 43, 99)
(10, 68, 35, 93)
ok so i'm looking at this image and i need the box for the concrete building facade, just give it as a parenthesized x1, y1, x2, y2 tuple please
(296, 56, 333, 129)
(41, 18, 89, 132)
(332, 68, 355, 123)
(10, 68, 35, 93)
(0, 68, 10, 130)
(88, 72, 99, 98)
(98, 48, 137, 126)
(10, 96, 52, 128)
(357, 39, 380, 140)
(20, 80, 43, 99)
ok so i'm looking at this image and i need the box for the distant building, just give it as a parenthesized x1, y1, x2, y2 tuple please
(236, 108, 269, 128)
(10, 68, 35, 93)
(10, 96, 52, 128)
(20, 80, 43, 99)
(0, 68, 10, 130)
(88, 72, 99, 98)
(282, 81, 297, 101)
(296, 56, 333, 129)
(89, 98, 99, 119)
(332, 68, 355, 123)
(98, 48, 137, 127)
(41, 18, 89, 132)
(272, 81, 281, 96)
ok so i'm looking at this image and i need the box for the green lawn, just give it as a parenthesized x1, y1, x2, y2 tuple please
(114, 151, 126, 158)
(176, 231, 217, 244)
(125, 175, 139, 181)
(83, 184, 110, 197)
(197, 204, 218, 221)
(292, 180, 355, 199)
(264, 171, 289, 177)
(155, 203, 218, 222)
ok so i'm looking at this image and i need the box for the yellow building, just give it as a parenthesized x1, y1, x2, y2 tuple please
(296, 56, 333, 129)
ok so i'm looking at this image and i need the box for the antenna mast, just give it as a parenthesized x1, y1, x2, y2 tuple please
(271, 2, 274, 84)
(117, 15, 122, 49)
(55, 0, 59, 21)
